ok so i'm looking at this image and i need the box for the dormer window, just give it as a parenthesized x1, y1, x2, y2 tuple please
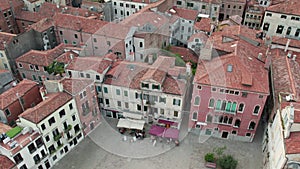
(152, 84, 160, 90)
(141, 83, 149, 89)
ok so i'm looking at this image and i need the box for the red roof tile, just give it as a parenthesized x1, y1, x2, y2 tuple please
(267, 0, 300, 16)
(61, 78, 94, 95)
(141, 68, 166, 84)
(0, 79, 38, 109)
(163, 75, 186, 95)
(285, 132, 300, 154)
(194, 18, 211, 32)
(294, 110, 300, 123)
(0, 0, 23, 10)
(194, 40, 269, 94)
(0, 32, 16, 50)
(169, 7, 198, 21)
(19, 92, 72, 123)
(272, 36, 300, 49)
(0, 122, 12, 134)
(66, 56, 113, 74)
(0, 155, 15, 169)
(170, 46, 199, 63)
(16, 43, 65, 66)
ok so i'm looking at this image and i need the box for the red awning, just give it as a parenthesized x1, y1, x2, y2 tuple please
(149, 125, 179, 139)
(158, 119, 178, 127)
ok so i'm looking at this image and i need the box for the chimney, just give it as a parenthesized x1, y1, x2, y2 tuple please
(257, 53, 262, 60)
(284, 38, 291, 52)
(186, 62, 191, 75)
(70, 53, 74, 60)
(292, 54, 297, 61)
(148, 54, 153, 64)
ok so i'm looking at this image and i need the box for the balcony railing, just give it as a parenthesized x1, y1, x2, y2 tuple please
(53, 133, 62, 141)
(64, 125, 72, 133)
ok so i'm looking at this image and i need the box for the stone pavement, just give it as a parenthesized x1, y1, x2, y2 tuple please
(88, 114, 189, 159)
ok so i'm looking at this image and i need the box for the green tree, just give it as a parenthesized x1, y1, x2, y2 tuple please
(45, 61, 65, 77)
(204, 153, 215, 162)
(217, 155, 238, 169)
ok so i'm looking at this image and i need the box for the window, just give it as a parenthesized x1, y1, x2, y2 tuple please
(116, 89, 121, 95)
(28, 143, 36, 154)
(241, 92, 248, 97)
(120, 3, 123, 6)
(59, 109, 66, 118)
(82, 101, 90, 116)
(212, 87, 217, 92)
(125, 102, 129, 109)
(276, 25, 284, 34)
(74, 34, 78, 39)
(295, 29, 300, 37)
(141, 83, 149, 88)
(45, 135, 50, 142)
(64, 39, 68, 44)
(152, 84, 160, 90)
(197, 85, 202, 90)
(103, 87, 108, 93)
(20, 164, 28, 169)
(159, 97, 166, 103)
(187, 2, 193, 7)
(286, 27, 292, 35)
(59, 31, 63, 35)
(234, 91, 239, 95)
(194, 96, 200, 105)
(263, 23, 270, 31)
(174, 111, 178, 117)
(137, 104, 141, 111)
(209, 98, 214, 108)
(86, 74, 90, 78)
(173, 99, 181, 106)
(32, 75, 37, 81)
(253, 105, 260, 115)
(72, 114, 76, 121)
(205, 129, 212, 135)
(281, 15, 287, 19)
(221, 100, 226, 111)
(13, 153, 24, 164)
(117, 101, 121, 107)
(192, 112, 198, 121)
(248, 121, 256, 130)
(266, 13, 272, 17)
(48, 117, 55, 126)
(234, 119, 241, 128)
(176, 1, 182, 5)
(41, 124, 46, 130)
(206, 114, 213, 123)
(238, 103, 245, 112)
(216, 99, 221, 110)
(227, 5, 230, 8)
(4, 109, 11, 116)
(246, 133, 251, 137)
(225, 101, 232, 112)
(124, 90, 128, 97)
(18, 63, 23, 68)
(231, 102, 237, 112)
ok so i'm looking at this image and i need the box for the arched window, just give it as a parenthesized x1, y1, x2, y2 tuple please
(194, 96, 200, 105)
(253, 105, 260, 114)
(231, 102, 237, 112)
(219, 115, 223, 123)
(221, 100, 226, 111)
(209, 98, 215, 108)
(216, 99, 222, 110)
(238, 103, 245, 112)
(228, 117, 233, 124)
(206, 114, 213, 123)
(223, 116, 228, 123)
(234, 119, 241, 128)
(192, 112, 198, 121)
(225, 101, 232, 112)
(249, 121, 256, 130)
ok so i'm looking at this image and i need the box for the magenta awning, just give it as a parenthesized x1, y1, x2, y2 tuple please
(149, 125, 165, 136)
(149, 125, 179, 140)
(164, 128, 179, 139)
(158, 119, 178, 127)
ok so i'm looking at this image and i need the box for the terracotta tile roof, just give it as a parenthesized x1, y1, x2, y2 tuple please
(272, 36, 300, 49)
(60, 78, 94, 95)
(0, 79, 38, 109)
(151, 56, 176, 71)
(0, 155, 15, 169)
(170, 46, 199, 63)
(169, 7, 198, 21)
(285, 132, 300, 154)
(294, 109, 300, 123)
(271, 49, 300, 101)
(0, 32, 16, 50)
(15, 10, 44, 23)
(194, 18, 211, 32)
(28, 17, 55, 32)
(105, 56, 186, 95)
(55, 51, 78, 64)
(120, 11, 168, 31)
(141, 68, 166, 84)
(66, 56, 113, 74)
(267, 0, 300, 16)
(194, 40, 269, 94)
(19, 92, 72, 123)
(94, 22, 131, 39)
(187, 32, 209, 43)
(0, 122, 12, 134)
(162, 75, 186, 95)
(16, 43, 65, 66)
(53, 13, 108, 34)
(0, 0, 23, 10)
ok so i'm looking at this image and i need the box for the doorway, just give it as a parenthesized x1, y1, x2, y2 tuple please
(221, 131, 229, 138)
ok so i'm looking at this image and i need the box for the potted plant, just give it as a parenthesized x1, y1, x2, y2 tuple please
(204, 153, 216, 168)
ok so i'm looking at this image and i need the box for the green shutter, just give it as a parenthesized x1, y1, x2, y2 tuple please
(216, 100, 221, 110)
(231, 102, 237, 112)
(104, 87, 108, 93)
(225, 102, 232, 112)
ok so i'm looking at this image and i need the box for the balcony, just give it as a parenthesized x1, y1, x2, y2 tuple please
(53, 133, 62, 141)
(64, 125, 72, 133)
